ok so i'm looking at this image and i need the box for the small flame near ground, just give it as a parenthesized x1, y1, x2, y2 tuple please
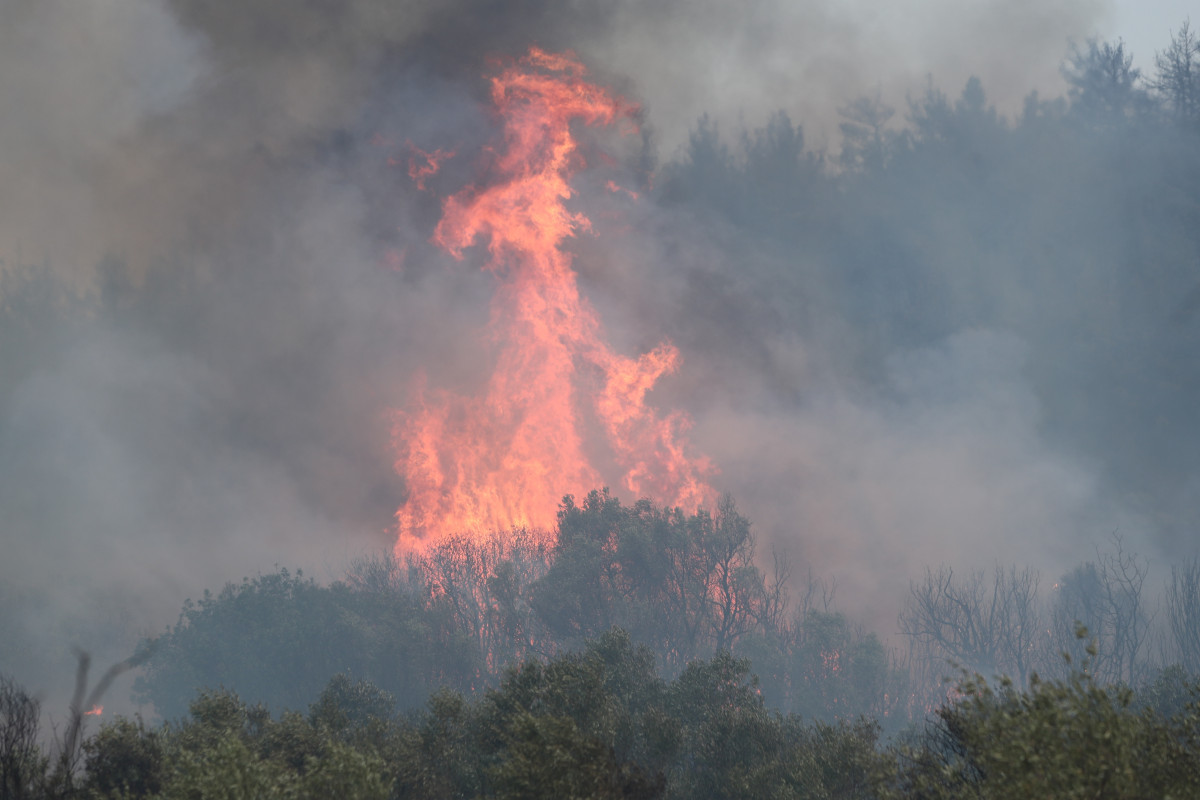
(84, 705, 102, 716)
(393, 47, 716, 552)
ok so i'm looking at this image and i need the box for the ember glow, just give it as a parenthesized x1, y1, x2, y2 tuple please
(84, 705, 102, 716)
(393, 48, 716, 551)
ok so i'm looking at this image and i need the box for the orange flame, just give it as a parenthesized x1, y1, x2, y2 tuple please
(605, 179, 639, 200)
(393, 48, 715, 551)
(404, 142, 455, 191)
(84, 705, 102, 716)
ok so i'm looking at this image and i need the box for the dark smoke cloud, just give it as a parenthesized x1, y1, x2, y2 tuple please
(0, 0, 1108, 273)
(567, 196, 1150, 629)
(0, 0, 1129, 715)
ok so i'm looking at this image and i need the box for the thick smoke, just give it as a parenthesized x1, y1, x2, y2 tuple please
(2, 0, 1174, 716)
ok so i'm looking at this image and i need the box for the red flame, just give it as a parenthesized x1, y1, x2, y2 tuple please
(84, 705, 102, 716)
(393, 48, 715, 551)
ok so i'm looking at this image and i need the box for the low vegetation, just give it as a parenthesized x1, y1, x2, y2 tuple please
(4, 628, 1200, 799)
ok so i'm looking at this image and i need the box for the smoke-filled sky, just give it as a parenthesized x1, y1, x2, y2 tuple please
(0, 0, 1183, 275)
(1107, 0, 1195, 72)
(1, 0, 1196, 718)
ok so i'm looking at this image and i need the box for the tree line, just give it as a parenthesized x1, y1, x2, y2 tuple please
(116, 490, 1200, 733)
(127, 491, 910, 726)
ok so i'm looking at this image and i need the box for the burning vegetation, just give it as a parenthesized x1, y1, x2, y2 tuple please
(394, 49, 714, 551)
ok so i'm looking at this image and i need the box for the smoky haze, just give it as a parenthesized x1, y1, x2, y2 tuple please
(3, 0, 1193, 718)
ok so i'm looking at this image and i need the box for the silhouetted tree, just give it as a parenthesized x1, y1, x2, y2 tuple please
(410, 529, 552, 671)
(134, 567, 480, 718)
(81, 717, 164, 799)
(1049, 538, 1151, 685)
(1167, 556, 1200, 674)
(786, 610, 902, 723)
(838, 90, 898, 172)
(531, 491, 784, 672)
(900, 564, 1043, 698)
(1152, 21, 1200, 128)
(0, 676, 45, 800)
(1062, 38, 1151, 125)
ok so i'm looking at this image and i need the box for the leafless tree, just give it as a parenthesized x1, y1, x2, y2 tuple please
(1049, 536, 1151, 684)
(1167, 556, 1200, 673)
(413, 528, 554, 670)
(1152, 21, 1200, 126)
(0, 675, 44, 800)
(751, 547, 793, 635)
(703, 495, 774, 651)
(345, 549, 419, 596)
(1, 644, 153, 800)
(900, 564, 1043, 693)
(51, 647, 151, 794)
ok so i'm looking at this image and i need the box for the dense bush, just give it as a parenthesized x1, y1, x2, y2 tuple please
(8, 629, 1200, 798)
(133, 567, 480, 720)
(881, 659, 1200, 798)
(87, 630, 884, 800)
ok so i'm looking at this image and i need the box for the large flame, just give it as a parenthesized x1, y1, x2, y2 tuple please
(393, 48, 715, 551)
